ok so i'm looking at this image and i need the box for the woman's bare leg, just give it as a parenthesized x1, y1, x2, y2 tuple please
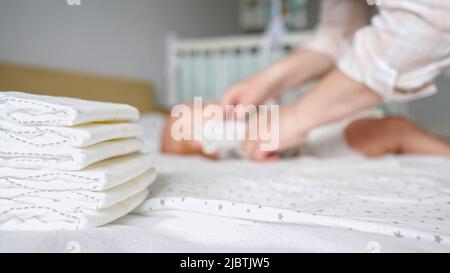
(345, 116, 450, 157)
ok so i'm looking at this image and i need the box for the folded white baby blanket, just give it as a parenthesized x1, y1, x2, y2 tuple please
(0, 92, 157, 230)
(0, 120, 143, 148)
(0, 153, 154, 191)
(0, 189, 149, 231)
(0, 169, 156, 211)
(0, 138, 144, 171)
(0, 92, 139, 126)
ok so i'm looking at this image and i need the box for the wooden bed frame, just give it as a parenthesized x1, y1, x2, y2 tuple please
(0, 63, 156, 112)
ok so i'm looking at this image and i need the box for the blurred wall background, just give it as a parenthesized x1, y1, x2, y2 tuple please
(0, 0, 448, 136)
(0, 0, 240, 103)
(409, 77, 450, 137)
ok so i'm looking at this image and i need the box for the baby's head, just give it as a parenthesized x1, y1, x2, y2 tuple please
(161, 102, 219, 159)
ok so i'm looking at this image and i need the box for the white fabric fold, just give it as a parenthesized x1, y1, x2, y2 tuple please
(0, 91, 139, 126)
(0, 190, 149, 231)
(0, 153, 154, 191)
(0, 169, 156, 210)
(0, 138, 144, 171)
(0, 120, 143, 148)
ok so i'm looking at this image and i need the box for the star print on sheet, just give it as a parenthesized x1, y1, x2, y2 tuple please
(278, 213, 284, 221)
(134, 154, 450, 245)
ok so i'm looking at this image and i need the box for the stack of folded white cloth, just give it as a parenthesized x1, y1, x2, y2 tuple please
(0, 92, 156, 230)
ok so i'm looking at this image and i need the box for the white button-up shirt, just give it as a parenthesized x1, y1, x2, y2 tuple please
(304, 0, 450, 102)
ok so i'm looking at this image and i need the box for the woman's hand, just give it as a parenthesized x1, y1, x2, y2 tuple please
(220, 49, 334, 118)
(241, 104, 310, 161)
(221, 70, 281, 118)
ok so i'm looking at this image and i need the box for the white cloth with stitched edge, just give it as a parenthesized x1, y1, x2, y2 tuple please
(0, 138, 144, 171)
(0, 91, 139, 127)
(0, 93, 156, 231)
(0, 120, 143, 148)
(0, 168, 156, 211)
(0, 153, 154, 191)
(0, 189, 149, 231)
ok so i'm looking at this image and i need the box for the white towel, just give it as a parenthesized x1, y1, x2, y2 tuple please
(0, 138, 144, 171)
(0, 120, 143, 148)
(0, 91, 139, 126)
(0, 153, 153, 191)
(0, 190, 149, 231)
(0, 169, 156, 210)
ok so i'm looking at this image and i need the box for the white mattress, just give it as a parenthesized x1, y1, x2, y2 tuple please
(1, 113, 449, 252)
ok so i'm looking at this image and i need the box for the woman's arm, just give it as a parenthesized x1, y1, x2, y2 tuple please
(242, 69, 382, 161)
(221, 0, 372, 114)
(293, 69, 382, 134)
(265, 49, 334, 93)
(220, 49, 334, 112)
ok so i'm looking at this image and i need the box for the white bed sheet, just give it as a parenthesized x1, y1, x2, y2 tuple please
(135, 154, 450, 245)
(1, 154, 449, 253)
(1, 113, 449, 252)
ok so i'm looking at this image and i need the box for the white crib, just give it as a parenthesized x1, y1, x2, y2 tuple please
(165, 31, 412, 119)
(165, 31, 312, 107)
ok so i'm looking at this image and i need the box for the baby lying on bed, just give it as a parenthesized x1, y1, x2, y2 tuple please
(161, 102, 450, 160)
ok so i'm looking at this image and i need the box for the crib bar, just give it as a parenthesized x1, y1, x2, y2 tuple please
(175, 31, 312, 53)
(166, 31, 312, 107)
